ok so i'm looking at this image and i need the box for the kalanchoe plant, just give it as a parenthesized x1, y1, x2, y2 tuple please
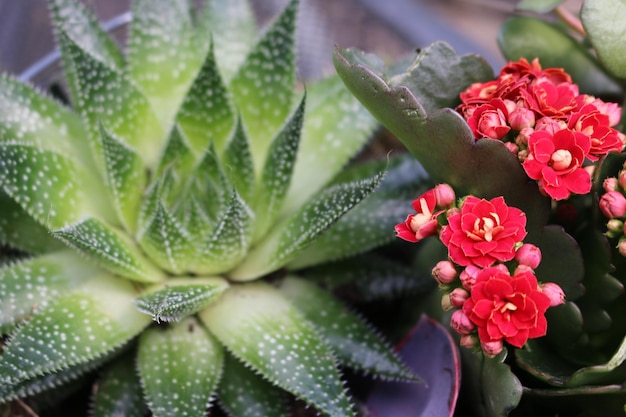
(0, 0, 427, 416)
(334, 0, 626, 415)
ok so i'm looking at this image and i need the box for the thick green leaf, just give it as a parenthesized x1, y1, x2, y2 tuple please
(498, 16, 623, 98)
(197, 0, 256, 81)
(0, 275, 150, 386)
(582, 0, 626, 79)
(0, 143, 100, 229)
(48, 0, 124, 105)
(218, 353, 289, 417)
(221, 117, 256, 205)
(0, 250, 99, 333)
(230, 172, 383, 280)
(253, 96, 305, 242)
(515, 0, 565, 12)
(199, 282, 355, 417)
(99, 124, 147, 232)
(129, 0, 204, 122)
(193, 190, 253, 274)
(176, 42, 235, 154)
(187, 143, 230, 225)
(53, 217, 164, 283)
(0, 189, 63, 253)
(229, 0, 298, 171)
(386, 41, 494, 113)
(155, 125, 196, 180)
(58, 30, 165, 168)
(138, 317, 224, 417)
(134, 277, 229, 323)
(282, 75, 378, 214)
(91, 352, 148, 417)
(278, 276, 419, 381)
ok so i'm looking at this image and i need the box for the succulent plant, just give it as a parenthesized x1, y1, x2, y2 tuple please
(0, 0, 426, 416)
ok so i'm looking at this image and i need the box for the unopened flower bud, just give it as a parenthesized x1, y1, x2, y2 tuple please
(460, 334, 477, 349)
(619, 171, 626, 190)
(450, 310, 475, 335)
(432, 260, 457, 285)
(599, 191, 626, 219)
(481, 339, 504, 357)
(606, 219, 624, 238)
(459, 265, 481, 290)
(515, 243, 542, 269)
(513, 264, 534, 275)
(515, 127, 534, 146)
(449, 288, 469, 308)
(539, 282, 565, 307)
(509, 106, 536, 131)
(441, 294, 453, 311)
(618, 238, 626, 257)
(604, 177, 619, 192)
(433, 183, 456, 208)
(446, 207, 461, 218)
(504, 141, 519, 155)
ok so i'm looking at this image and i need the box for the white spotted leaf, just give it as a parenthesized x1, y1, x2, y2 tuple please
(155, 124, 197, 180)
(218, 353, 289, 417)
(0, 250, 100, 334)
(138, 316, 224, 417)
(197, 0, 256, 81)
(221, 117, 256, 206)
(53, 217, 164, 283)
(0, 143, 98, 229)
(129, 0, 205, 123)
(99, 124, 147, 232)
(278, 276, 420, 382)
(282, 75, 378, 214)
(230, 172, 383, 280)
(187, 143, 230, 225)
(229, 0, 298, 171)
(58, 30, 165, 168)
(253, 96, 304, 243)
(0, 274, 151, 387)
(134, 277, 229, 323)
(199, 282, 356, 417)
(176, 42, 235, 154)
(91, 352, 148, 417)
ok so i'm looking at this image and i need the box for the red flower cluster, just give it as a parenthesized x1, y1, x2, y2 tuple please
(458, 58, 624, 200)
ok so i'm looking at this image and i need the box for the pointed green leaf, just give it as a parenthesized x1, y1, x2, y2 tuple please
(0, 250, 100, 333)
(177, 42, 235, 154)
(138, 201, 195, 274)
(138, 317, 224, 417)
(222, 117, 256, 205)
(193, 190, 254, 275)
(135, 277, 229, 323)
(230, 172, 383, 280)
(53, 217, 164, 283)
(218, 353, 289, 417)
(156, 125, 196, 180)
(128, 0, 204, 122)
(0, 143, 98, 229)
(59, 30, 165, 168)
(282, 75, 378, 214)
(186, 143, 230, 225)
(498, 16, 623, 97)
(197, 0, 256, 81)
(253, 97, 305, 242)
(199, 282, 356, 417)
(48, 0, 124, 105)
(0, 274, 150, 386)
(91, 352, 148, 417)
(0, 189, 63, 253)
(229, 0, 298, 170)
(581, 0, 626, 79)
(278, 276, 419, 381)
(99, 124, 147, 232)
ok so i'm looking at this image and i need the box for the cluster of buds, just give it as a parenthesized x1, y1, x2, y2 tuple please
(396, 185, 565, 357)
(600, 162, 626, 256)
(458, 58, 624, 201)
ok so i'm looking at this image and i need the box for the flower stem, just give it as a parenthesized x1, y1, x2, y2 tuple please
(555, 5, 586, 36)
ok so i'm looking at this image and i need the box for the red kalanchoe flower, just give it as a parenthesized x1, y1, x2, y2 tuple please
(462, 267, 554, 348)
(522, 129, 592, 200)
(569, 104, 623, 160)
(440, 196, 527, 268)
(395, 189, 441, 243)
(466, 98, 512, 140)
(522, 81, 578, 118)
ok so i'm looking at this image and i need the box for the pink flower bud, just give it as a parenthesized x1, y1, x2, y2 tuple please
(515, 127, 534, 146)
(450, 310, 475, 335)
(504, 142, 519, 155)
(481, 339, 504, 357)
(433, 184, 456, 208)
(618, 238, 626, 257)
(449, 288, 469, 308)
(509, 106, 536, 131)
(606, 219, 624, 238)
(539, 282, 565, 307)
(446, 207, 461, 218)
(515, 243, 542, 269)
(599, 191, 626, 219)
(441, 294, 452, 311)
(432, 260, 457, 285)
(460, 334, 477, 349)
(604, 177, 619, 192)
(459, 265, 481, 290)
(619, 171, 626, 190)
(513, 264, 534, 275)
